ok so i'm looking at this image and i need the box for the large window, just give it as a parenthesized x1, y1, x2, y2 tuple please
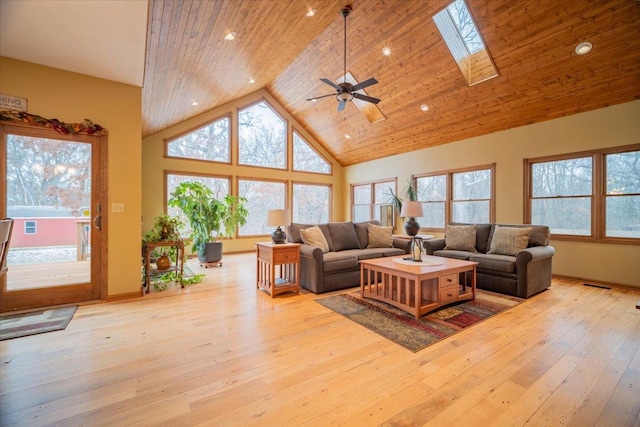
(293, 130, 331, 174)
(166, 116, 230, 163)
(351, 180, 396, 225)
(238, 100, 286, 169)
(415, 164, 495, 229)
(166, 173, 230, 236)
(525, 145, 640, 242)
(293, 183, 330, 224)
(238, 179, 286, 236)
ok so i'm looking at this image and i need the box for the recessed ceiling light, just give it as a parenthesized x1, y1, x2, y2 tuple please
(249, 78, 255, 84)
(191, 101, 198, 106)
(575, 41, 592, 55)
(420, 104, 429, 112)
(224, 32, 236, 41)
(306, 9, 316, 17)
(344, 133, 351, 139)
(382, 46, 392, 56)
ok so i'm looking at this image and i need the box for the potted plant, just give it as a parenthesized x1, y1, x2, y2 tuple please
(168, 181, 248, 264)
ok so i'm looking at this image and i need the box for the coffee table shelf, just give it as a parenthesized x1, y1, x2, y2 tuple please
(360, 255, 477, 319)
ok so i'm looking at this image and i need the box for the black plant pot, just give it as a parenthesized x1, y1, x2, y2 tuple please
(199, 242, 223, 264)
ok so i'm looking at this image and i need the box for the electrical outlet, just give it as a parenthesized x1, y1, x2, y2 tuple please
(112, 203, 125, 213)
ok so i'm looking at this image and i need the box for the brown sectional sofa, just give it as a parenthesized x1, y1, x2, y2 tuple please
(286, 221, 411, 294)
(424, 223, 555, 299)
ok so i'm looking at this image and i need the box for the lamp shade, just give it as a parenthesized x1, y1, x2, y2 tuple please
(267, 209, 290, 226)
(400, 201, 423, 218)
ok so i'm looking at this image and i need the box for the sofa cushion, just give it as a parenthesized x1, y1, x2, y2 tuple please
(300, 226, 330, 253)
(354, 220, 380, 249)
(488, 225, 532, 256)
(329, 222, 360, 251)
(322, 252, 359, 272)
(287, 223, 334, 251)
(487, 224, 550, 248)
(469, 254, 517, 274)
(433, 249, 472, 261)
(367, 224, 393, 248)
(444, 224, 477, 252)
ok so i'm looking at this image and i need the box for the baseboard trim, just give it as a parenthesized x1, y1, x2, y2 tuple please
(552, 274, 639, 292)
(107, 290, 143, 302)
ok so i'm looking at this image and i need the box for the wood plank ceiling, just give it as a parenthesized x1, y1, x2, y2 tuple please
(143, 0, 640, 166)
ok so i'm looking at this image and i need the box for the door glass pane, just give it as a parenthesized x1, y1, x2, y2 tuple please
(6, 134, 92, 289)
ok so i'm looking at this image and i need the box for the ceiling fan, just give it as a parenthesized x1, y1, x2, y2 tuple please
(307, 6, 381, 112)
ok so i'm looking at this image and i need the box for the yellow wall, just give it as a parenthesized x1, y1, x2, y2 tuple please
(141, 89, 344, 253)
(0, 57, 142, 298)
(345, 100, 640, 288)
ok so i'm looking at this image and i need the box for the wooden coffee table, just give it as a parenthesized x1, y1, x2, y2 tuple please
(360, 255, 478, 319)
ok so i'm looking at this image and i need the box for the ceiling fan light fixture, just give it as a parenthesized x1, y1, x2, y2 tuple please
(575, 41, 592, 55)
(337, 92, 353, 102)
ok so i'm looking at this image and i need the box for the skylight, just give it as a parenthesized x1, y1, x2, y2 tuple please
(433, 0, 498, 86)
(446, 0, 484, 54)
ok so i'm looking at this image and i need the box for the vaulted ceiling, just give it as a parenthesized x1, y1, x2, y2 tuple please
(2, 1, 639, 167)
(145, 0, 640, 166)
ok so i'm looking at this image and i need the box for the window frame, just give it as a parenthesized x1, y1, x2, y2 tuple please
(524, 144, 640, 245)
(164, 113, 232, 165)
(415, 163, 496, 231)
(24, 220, 37, 235)
(350, 178, 397, 226)
(237, 98, 288, 171)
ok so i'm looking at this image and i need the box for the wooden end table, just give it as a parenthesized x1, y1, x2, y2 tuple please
(256, 242, 301, 297)
(360, 255, 477, 319)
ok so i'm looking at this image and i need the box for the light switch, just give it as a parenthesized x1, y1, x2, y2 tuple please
(112, 203, 125, 213)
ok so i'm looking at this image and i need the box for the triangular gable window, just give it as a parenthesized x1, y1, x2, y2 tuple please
(293, 131, 331, 174)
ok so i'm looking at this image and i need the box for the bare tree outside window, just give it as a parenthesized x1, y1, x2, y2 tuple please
(7, 134, 91, 215)
(238, 179, 286, 235)
(238, 101, 286, 169)
(606, 151, 640, 238)
(293, 183, 330, 223)
(167, 117, 230, 163)
(293, 131, 331, 174)
(416, 175, 446, 228)
(452, 169, 491, 223)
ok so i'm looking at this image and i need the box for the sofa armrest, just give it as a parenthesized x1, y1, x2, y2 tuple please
(392, 237, 412, 253)
(516, 245, 555, 298)
(516, 245, 556, 263)
(424, 238, 446, 255)
(298, 244, 325, 293)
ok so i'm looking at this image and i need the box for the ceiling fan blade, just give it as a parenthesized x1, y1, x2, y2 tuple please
(320, 78, 341, 90)
(306, 93, 335, 101)
(350, 77, 378, 92)
(337, 100, 347, 112)
(352, 93, 381, 104)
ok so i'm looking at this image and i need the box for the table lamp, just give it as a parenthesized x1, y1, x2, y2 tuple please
(400, 201, 423, 237)
(267, 209, 290, 244)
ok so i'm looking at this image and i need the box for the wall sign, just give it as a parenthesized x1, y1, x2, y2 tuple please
(0, 94, 28, 112)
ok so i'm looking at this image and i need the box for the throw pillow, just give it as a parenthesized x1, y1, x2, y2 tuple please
(488, 226, 533, 256)
(300, 226, 330, 253)
(444, 224, 477, 252)
(328, 222, 361, 251)
(367, 224, 393, 248)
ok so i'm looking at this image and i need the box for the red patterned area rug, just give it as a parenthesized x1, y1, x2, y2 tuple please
(0, 306, 77, 341)
(316, 290, 523, 352)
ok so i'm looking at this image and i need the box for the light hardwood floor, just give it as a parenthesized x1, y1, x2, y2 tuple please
(1, 253, 639, 426)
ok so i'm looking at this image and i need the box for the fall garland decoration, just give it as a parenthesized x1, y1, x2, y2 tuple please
(0, 109, 108, 136)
